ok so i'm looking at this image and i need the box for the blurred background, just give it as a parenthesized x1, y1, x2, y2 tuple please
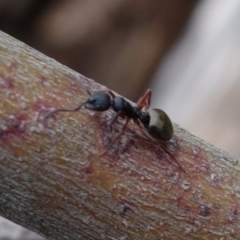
(1, 0, 240, 239)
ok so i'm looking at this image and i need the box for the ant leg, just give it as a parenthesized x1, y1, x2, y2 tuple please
(133, 119, 185, 172)
(133, 119, 158, 142)
(159, 144, 185, 173)
(136, 89, 152, 111)
(44, 102, 86, 120)
(109, 111, 124, 132)
(100, 118, 130, 156)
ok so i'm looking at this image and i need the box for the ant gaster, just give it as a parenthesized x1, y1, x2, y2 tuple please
(45, 89, 184, 171)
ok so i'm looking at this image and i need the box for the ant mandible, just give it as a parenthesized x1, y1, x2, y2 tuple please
(45, 89, 184, 171)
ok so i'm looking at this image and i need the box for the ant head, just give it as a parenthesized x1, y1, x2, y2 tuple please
(144, 108, 173, 141)
(85, 92, 112, 111)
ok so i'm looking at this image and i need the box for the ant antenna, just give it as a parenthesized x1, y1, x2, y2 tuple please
(44, 102, 86, 120)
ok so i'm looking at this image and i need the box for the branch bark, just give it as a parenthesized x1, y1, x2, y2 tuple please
(0, 30, 240, 240)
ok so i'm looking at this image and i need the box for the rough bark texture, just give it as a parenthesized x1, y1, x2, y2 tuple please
(0, 31, 240, 240)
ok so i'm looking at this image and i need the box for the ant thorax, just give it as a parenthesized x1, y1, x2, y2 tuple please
(112, 97, 141, 119)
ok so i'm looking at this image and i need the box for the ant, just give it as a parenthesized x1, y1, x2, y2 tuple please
(45, 89, 184, 171)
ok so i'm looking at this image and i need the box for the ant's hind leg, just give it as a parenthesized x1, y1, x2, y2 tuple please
(159, 144, 185, 173)
(133, 119, 157, 142)
(136, 89, 152, 111)
(109, 111, 125, 132)
(133, 119, 185, 172)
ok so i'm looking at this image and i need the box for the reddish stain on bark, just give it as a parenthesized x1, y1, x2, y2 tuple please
(38, 75, 48, 85)
(174, 196, 192, 213)
(0, 75, 14, 89)
(81, 164, 94, 174)
(0, 113, 27, 142)
(227, 206, 238, 224)
(69, 81, 82, 92)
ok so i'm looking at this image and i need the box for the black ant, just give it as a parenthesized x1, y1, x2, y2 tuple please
(45, 89, 184, 171)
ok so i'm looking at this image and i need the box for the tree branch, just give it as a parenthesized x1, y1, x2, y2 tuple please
(0, 30, 240, 239)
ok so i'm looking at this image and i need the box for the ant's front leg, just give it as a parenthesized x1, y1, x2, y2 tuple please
(109, 111, 126, 132)
(100, 117, 131, 156)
